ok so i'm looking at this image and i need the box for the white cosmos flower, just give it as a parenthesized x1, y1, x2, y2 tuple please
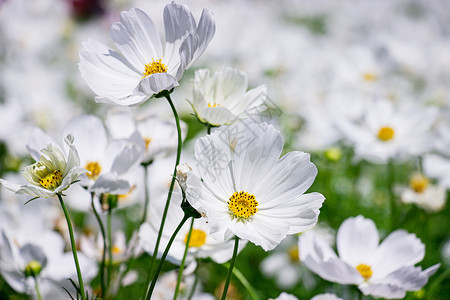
(400, 173, 446, 212)
(138, 159, 245, 265)
(299, 215, 440, 299)
(62, 114, 144, 195)
(186, 122, 325, 251)
(189, 68, 267, 126)
(0, 135, 86, 199)
(335, 98, 438, 164)
(79, 3, 215, 105)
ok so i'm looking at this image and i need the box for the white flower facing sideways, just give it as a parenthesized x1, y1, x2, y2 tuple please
(185, 121, 325, 251)
(0, 135, 86, 199)
(299, 215, 440, 299)
(79, 3, 215, 106)
(189, 68, 267, 126)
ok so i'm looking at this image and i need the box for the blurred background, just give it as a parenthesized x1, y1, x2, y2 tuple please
(0, 0, 449, 299)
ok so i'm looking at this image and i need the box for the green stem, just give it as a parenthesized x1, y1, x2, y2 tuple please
(173, 218, 195, 300)
(145, 215, 190, 300)
(229, 266, 260, 300)
(34, 277, 42, 300)
(387, 160, 396, 231)
(143, 94, 183, 298)
(187, 262, 199, 300)
(91, 193, 106, 297)
(221, 236, 239, 300)
(141, 164, 150, 224)
(107, 207, 113, 291)
(57, 194, 86, 300)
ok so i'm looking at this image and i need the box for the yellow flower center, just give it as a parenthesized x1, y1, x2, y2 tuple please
(410, 174, 429, 193)
(143, 137, 152, 151)
(228, 191, 259, 219)
(85, 161, 102, 180)
(362, 72, 378, 82)
(356, 264, 373, 281)
(39, 169, 62, 189)
(377, 126, 395, 141)
(288, 246, 300, 262)
(142, 58, 168, 78)
(184, 229, 207, 247)
(112, 245, 122, 255)
(208, 102, 220, 108)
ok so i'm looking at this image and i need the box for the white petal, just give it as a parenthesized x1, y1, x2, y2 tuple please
(90, 173, 130, 195)
(79, 39, 141, 98)
(26, 127, 58, 161)
(372, 230, 425, 279)
(200, 106, 236, 126)
(135, 73, 179, 96)
(163, 2, 196, 71)
(110, 8, 163, 71)
(63, 115, 107, 163)
(337, 216, 379, 267)
(358, 283, 406, 299)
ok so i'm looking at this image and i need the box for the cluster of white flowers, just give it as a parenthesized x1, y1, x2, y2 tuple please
(0, 1, 447, 299)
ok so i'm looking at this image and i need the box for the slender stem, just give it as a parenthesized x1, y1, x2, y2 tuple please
(143, 94, 183, 298)
(57, 194, 86, 300)
(107, 207, 113, 291)
(145, 215, 190, 300)
(187, 262, 199, 300)
(228, 265, 260, 300)
(207, 124, 211, 135)
(387, 160, 396, 231)
(221, 236, 239, 300)
(34, 277, 42, 300)
(173, 218, 195, 300)
(141, 164, 150, 224)
(91, 193, 107, 297)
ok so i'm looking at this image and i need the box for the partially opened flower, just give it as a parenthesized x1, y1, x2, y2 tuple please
(186, 122, 325, 251)
(0, 135, 86, 199)
(189, 68, 267, 126)
(299, 215, 440, 299)
(79, 3, 215, 105)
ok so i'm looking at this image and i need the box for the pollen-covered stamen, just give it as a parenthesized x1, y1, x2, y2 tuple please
(39, 169, 62, 189)
(362, 72, 378, 82)
(377, 126, 395, 141)
(142, 58, 168, 78)
(85, 161, 102, 180)
(410, 174, 429, 193)
(184, 229, 207, 247)
(356, 264, 373, 281)
(208, 102, 220, 108)
(228, 191, 259, 219)
(288, 246, 300, 262)
(143, 137, 152, 151)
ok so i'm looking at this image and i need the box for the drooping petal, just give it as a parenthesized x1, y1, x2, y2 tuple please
(358, 282, 406, 299)
(135, 73, 179, 96)
(89, 173, 130, 195)
(337, 216, 379, 267)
